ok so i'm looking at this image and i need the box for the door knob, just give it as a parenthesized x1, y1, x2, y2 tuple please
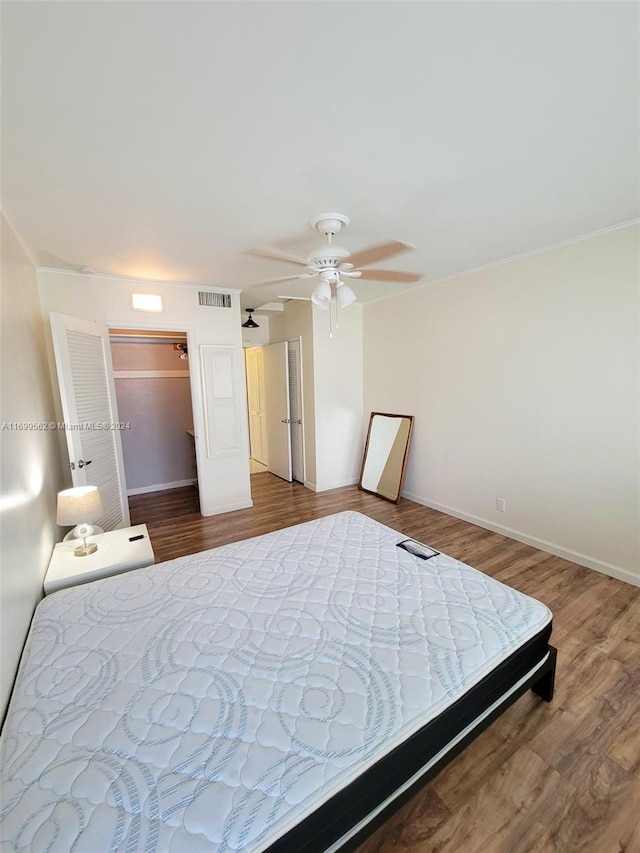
(77, 459, 92, 468)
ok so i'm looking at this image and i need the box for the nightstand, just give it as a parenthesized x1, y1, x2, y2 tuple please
(44, 524, 155, 594)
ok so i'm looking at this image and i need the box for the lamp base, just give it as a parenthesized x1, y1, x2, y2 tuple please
(74, 540, 98, 557)
(63, 523, 103, 542)
(62, 523, 104, 557)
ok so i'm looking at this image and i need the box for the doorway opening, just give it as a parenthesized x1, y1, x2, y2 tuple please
(287, 339, 304, 483)
(245, 346, 267, 474)
(109, 328, 200, 505)
(244, 338, 305, 485)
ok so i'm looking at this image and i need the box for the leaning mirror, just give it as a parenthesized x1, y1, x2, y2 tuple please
(358, 413, 414, 504)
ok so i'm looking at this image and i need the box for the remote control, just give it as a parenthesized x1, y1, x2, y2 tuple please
(397, 539, 439, 560)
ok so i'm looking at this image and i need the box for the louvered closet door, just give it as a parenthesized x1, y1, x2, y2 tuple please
(245, 347, 267, 465)
(50, 313, 130, 530)
(255, 348, 267, 465)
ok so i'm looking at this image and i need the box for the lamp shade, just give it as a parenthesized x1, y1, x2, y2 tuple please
(242, 308, 260, 328)
(311, 280, 331, 310)
(336, 283, 357, 308)
(56, 486, 103, 526)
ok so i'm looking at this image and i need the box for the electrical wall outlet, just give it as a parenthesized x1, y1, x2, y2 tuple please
(496, 498, 506, 512)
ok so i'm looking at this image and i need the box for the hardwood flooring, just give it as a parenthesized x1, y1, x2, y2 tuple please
(129, 475, 640, 853)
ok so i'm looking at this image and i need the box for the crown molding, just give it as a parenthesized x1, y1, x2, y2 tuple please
(36, 266, 242, 294)
(370, 218, 640, 305)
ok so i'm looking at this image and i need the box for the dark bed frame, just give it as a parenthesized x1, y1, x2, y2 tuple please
(269, 628, 557, 853)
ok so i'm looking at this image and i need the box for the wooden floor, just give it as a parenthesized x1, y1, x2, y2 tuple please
(130, 475, 640, 853)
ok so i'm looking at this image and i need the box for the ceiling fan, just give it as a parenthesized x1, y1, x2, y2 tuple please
(247, 213, 423, 309)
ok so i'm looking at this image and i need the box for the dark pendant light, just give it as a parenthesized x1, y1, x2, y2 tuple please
(242, 308, 260, 328)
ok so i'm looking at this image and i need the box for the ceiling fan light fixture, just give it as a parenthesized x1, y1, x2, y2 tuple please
(311, 280, 331, 310)
(336, 282, 357, 308)
(246, 213, 422, 313)
(242, 308, 260, 328)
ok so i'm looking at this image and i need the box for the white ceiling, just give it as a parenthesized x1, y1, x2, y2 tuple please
(2, 2, 638, 312)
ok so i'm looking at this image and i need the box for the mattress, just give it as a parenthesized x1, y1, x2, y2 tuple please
(0, 511, 552, 852)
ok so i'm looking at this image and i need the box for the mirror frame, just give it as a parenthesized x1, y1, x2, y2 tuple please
(358, 412, 414, 504)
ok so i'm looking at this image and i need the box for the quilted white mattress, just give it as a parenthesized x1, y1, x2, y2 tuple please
(1, 511, 551, 852)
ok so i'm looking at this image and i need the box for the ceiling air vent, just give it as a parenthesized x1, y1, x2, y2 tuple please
(198, 291, 232, 308)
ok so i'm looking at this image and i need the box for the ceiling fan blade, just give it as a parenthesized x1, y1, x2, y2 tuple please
(245, 273, 317, 288)
(247, 246, 310, 267)
(347, 240, 416, 269)
(357, 269, 423, 283)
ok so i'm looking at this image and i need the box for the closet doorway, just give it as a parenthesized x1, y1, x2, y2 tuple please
(245, 338, 304, 484)
(109, 329, 199, 499)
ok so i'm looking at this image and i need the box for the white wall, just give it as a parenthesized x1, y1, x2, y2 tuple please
(269, 299, 364, 492)
(312, 303, 364, 491)
(37, 271, 252, 517)
(363, 224, 639, 585)
(0, 215, 65, 720)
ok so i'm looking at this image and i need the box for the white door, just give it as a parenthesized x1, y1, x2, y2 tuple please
(288, 338, 304, 483)
(263, 341, 292, 482)
(50, 313, 130, 530)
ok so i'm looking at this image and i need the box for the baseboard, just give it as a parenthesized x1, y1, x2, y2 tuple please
(314, 477, 360, 493)
(403, 490, 640, 589)
(200, 499, 253, 517)
(127, 479, 196, 496)
(304, 480, 317, 492)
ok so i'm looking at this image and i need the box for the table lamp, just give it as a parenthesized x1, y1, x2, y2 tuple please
(56, 486, 104, 557)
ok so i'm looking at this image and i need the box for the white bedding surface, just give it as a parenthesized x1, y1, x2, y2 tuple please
(0, 511, 551, 852)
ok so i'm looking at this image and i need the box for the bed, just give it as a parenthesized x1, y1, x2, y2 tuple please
(0, 511, 555, 852)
